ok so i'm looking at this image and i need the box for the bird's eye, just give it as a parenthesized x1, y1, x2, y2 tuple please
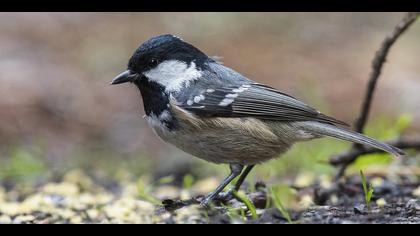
(148, 58, 159, 68)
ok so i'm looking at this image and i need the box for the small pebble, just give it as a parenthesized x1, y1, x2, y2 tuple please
(405, 199, 419, 210)
(371, 177, 384, 187)
(330, 194, 339, 205)
(353, 204, 367, 215)
(299, 195, 314, 209)
(294, 173, 315, 188)
(412, 186, 420, 197)
(376, 198, 387, 207)
(12, 215, 35, 224)
(0, 215, 12, 224)
(69, 216, 83, 224)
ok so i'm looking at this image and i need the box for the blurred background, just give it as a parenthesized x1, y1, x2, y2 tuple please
(0, 12, 419, 190)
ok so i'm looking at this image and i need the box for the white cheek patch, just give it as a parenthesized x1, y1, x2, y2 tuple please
(143, 60, 202, 93)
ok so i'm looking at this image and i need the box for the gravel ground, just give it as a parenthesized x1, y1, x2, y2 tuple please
(0, 169, 418, 224)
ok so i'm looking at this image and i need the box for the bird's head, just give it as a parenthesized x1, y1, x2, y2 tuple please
(111, 34, 209, 93)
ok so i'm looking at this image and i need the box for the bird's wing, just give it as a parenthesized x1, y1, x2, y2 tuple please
(177, 83, 348, 126)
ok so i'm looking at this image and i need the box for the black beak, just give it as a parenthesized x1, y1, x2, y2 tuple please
(111, 70, 138, 85)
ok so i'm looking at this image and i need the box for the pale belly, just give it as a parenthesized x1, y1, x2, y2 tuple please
(146, 114, 312, 165)
(157, 130, 289, 165)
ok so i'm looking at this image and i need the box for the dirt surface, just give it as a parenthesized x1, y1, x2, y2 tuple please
(160, 174, 419, 224)
(0, 170, 418, 224)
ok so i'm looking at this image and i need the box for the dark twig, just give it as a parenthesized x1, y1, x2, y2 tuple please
(331, 12, 420, 179)
(354, 12, 419, 134)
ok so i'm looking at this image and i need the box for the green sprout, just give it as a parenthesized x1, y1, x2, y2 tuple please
(233, 191, 258, 220)
(270, 187, 293, 224)
(182, 174, 194, 189)
(360, 170, 374, 211)
(137, 175, 176, 205)
(137, 178, 162, 205)
(223, 203, 245, 223)
(157, 175, 175, 185)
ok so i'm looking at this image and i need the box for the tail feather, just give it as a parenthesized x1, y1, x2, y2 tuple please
(299, 121, 406, 157)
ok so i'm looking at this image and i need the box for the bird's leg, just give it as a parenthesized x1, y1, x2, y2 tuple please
(216, 165, 255, 201)
(200, 164, 243, 207)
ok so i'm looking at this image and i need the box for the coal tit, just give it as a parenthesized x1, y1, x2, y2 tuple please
(111, 34, 405, 207)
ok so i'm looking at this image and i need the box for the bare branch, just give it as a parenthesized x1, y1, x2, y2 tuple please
(331, 12, 420, 179)
(353, 12, 419, 134)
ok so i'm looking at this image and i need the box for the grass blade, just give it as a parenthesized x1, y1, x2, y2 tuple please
(270, 187, 293, 224)
(360, 170, 374, 211)
(233, 191, 258, 220)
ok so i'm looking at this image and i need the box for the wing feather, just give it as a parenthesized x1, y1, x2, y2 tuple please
(178, 83, 348, 126)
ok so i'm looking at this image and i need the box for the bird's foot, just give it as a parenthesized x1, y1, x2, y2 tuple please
(199, 189, 236, 208)
(215, 189, 235, 201)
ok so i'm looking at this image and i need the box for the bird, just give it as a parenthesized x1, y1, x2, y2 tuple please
(111, 34, 405, 207)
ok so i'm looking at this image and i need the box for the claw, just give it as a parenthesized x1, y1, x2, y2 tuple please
(200, 190, 235, 208)
(199, 198, 212, 209)
(214, 189, 235, 201)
